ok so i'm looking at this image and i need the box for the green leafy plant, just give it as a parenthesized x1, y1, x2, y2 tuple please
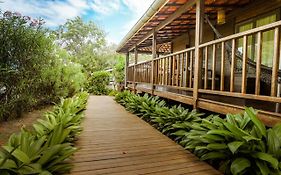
(0, 92, 89, 174)
(182, 108, 281, 175)
(151, 105, 203, 139)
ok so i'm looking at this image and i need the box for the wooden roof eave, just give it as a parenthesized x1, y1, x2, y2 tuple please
(116, 0, 168, 53)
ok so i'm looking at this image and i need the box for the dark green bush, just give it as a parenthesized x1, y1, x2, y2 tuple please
(87, 71, 110, 95)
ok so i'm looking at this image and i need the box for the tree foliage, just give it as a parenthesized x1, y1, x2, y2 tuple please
(113, 55, 125, 85)
(0, 11, 86, 120)
(56, 16, 105, 56)
(54, 17, 108, 74)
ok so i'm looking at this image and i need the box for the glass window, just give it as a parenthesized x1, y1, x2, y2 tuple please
(256, 14, 277, 67)
(237, 22, 254, 60)
(236, 13, 277, 67)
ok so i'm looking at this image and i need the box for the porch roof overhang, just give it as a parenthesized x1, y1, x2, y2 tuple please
(116, 0, 252, 54)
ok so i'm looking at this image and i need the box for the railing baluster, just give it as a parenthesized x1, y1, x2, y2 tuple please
(179, 54, 182, 87)
(169, 56, 172, 85)
(142, 63, 146, 83)
(159, 59, 161, 84)
(161, 58, 164, 85)
(165, 58, 167, 85)
(162, 58, 164, 85)
(241, 35, 248, 94)
(162, 58, 163, 85)
(172, 55, 176, 86)
(177, 55, 180, 86)
(140, 65, 141, 82)
(158, 59, 161, 85)
(204, 46, 208, 89)
(185, 51, 190, 88)
(181, 53, 185, 87)
(189, 51, 193, 88)
(156, 61, 158, 84)
(148, 62, 151, 83)
(220, 41, 225, 91)
(230, 39, 236, 92)
(148, 63, 150, 83)
(141, 64, 143, 82)
(255, 32, 262, 95)
(271, 27, 280, 97)
(212, 44, 216, 90)
(146, 64, 147, 83)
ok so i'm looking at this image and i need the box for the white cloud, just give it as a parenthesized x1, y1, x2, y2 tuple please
(122, 0, 154, 17)
(90, 0, 120, 15)
(0, 0, 90, 27)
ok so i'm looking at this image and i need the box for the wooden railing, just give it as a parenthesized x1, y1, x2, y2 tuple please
(198, 20, 281, 103)
(153, 47, 195, 88)
(126, 20, 281, 126)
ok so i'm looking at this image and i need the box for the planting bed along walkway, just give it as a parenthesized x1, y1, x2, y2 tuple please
(69, 96, 221, 175)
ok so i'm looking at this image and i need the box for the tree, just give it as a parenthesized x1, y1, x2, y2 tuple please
(55, 17, 108, 75)
(55, 16, 106, 57)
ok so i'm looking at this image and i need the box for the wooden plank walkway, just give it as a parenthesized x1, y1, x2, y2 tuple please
(70, 96, 221, 175)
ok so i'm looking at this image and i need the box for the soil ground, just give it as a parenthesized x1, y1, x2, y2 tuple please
(0, 106, 52, 146)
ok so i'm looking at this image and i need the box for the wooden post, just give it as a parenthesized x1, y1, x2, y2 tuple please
(241, 36, 248, 94)
(230, 39, 236, 92)
(151, 30, 157, 94)
(271, 27, 280, 97)
(193, 0, 204, 108)
(125, 52, 129, 89)
(133, 46, 138, 93)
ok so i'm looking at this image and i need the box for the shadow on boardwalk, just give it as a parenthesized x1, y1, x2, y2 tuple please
(70, 96, 221, 175)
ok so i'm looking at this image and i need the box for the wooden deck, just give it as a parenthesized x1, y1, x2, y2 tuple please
(69, 96, 221, 175)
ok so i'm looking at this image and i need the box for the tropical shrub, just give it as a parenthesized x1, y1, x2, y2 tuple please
(87, 71, 110, 95)
(0, 92, 89, 174)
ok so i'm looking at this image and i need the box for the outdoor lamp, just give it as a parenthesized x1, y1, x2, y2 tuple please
(217, 9, 226, 25)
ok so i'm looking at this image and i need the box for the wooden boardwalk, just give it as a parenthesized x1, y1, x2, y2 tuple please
(70, 96, 221, 175)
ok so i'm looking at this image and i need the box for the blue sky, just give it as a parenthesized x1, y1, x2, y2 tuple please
(0, 0, 154, 44)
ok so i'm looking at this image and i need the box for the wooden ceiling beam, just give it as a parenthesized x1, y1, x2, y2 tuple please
(128, 0, 197, 51)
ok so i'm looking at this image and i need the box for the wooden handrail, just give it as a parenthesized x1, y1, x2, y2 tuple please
(199, 20, 281, 48)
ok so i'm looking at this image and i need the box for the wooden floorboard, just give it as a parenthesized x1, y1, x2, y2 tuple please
(69, 96, 221, 175)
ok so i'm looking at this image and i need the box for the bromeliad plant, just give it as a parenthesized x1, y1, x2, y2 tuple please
(151, 105, 203, 140)
(115, 91, 204, 140)
(182, 107, 281, 175)
(0, 92, 89, 174)
(115, 91, 166, 118)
